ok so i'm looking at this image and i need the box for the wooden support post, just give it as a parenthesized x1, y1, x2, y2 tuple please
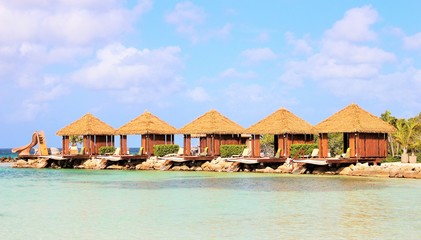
(63, 136, 69, 155)
(252, 134, 261, 158)
(318, 133, 328, 158)
(184, 134, 191, 156)
(120, 135, 127, 155)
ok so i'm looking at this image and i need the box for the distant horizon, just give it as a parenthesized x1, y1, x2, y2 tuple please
(1, 1, 420, 148)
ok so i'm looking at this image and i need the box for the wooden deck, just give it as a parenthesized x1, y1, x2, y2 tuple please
(120, 155, 148, 160)
(183, 156, 215, 161)
(295, 157, 383, 165)
(257, 157, 287, 164)
(62, 154, 91, 160)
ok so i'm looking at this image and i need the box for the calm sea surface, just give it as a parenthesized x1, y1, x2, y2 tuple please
(1, 164, 421, 239)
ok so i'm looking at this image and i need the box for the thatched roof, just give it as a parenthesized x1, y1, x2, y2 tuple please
(314, 104, 396, 133)
(56, 113, 115, 136)
(246, 108, 313, 134)
(178, 109, 245, 134)
(115, 111, 177, 135)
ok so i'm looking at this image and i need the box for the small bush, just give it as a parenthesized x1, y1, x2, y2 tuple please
(153, 144, 179, 157)
(98, 146, 116, 155)
(382, 155, 400, 163)
(289, 144, 318, 158)
(220, 145, 247, 158)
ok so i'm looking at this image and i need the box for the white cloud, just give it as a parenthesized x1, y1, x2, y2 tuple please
(241, 48, 277, 64)
(220, 68, 256, 79)
(285, 32, 312, 54)
(325, 5, 378, 42)
(71, 43, 183, 102)
(403, 32, 421, 50)
(165, 1, 232, 43)
(279, 6, 421, 108)
(0, 1, 148, 46)
(187, 87, 212, 102)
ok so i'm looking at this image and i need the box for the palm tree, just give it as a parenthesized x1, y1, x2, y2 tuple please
(381, 110, 397, 156)
(69, 135, 83, 146)
(394, 119, 419, 155)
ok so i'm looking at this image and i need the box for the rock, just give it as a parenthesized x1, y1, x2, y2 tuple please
(403, 171, 420, 179)
(337, 167, 351, 175)
(291, 165, 306, 174)
(180, 165, 190, 171)
(107, 165, 124, 170)
(171, 166, 181, 171)
(195, 167, 203, 171)
(263, 167, 275, 173)
(389, 167, 401, 178)
(35, 159, 48, 169)
(212, 164, 222, 172)
(278, 165, 292, 174)
(255, 168, 265, 173)
(201, 161, 210, 169)
(13, 160, 30, 168)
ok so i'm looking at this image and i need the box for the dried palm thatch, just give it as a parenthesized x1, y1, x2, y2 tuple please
(56, 113, 115, 136)
(178, 109, 245, 134)
(116, 111, 177, 135)
(314, 104, 396, 133)
(246, 108, 313, 134)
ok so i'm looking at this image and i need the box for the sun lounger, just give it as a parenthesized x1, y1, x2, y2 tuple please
(199, 147, 208, 156)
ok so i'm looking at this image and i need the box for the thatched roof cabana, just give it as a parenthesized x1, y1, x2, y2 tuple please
(314, 104, 396, 133)
(179, 110, 246, 156)
(246, 108, 314, 158)
(56, 113, 115, 155)
(178, 109, 245, 134)
(56, 113, 115, 136)
(116, 111, 177, 155)
(247, 108, 313, 134)
(314, 104, 396, 159)
(116, 111, 177, 135)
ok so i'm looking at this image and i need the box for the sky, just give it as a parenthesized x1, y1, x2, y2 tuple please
(1, 0, 421, 148)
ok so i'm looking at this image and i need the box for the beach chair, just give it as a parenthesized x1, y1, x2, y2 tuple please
(164, 147, 184, 157)
(341, 148, 351, 158)
(199, 147, 208, 156)
(79, 147, 85, 155)
(136, 147, 144, 155)
(273, 148, 281, 158)
(232, 148, 251, 158)
(310, 148, 319, 158)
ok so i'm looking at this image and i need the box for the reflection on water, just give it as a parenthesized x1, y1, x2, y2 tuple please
(0, 167, 420, 239)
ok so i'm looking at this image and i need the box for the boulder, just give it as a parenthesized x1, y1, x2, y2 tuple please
(35, 159, 48, 169)
(171, 166, 181, 171)
(263, 167, 275, 173)
(403, 171, 420, 179)
(107, 165, 124, 170)
(337, 167, 351, 175)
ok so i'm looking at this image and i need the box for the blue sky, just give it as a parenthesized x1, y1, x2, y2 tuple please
(1, 0, 421, 148)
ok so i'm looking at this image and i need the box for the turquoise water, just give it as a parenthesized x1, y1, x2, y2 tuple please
(1, 164, 421, 239)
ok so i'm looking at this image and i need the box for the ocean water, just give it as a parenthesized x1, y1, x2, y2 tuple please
(1, 165, 420, 239)
(0, 148, 17, 159)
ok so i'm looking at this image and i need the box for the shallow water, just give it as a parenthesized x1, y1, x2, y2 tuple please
(0, 165, 420, 239)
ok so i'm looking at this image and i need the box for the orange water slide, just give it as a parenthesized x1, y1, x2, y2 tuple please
(12, 132, 40, 157)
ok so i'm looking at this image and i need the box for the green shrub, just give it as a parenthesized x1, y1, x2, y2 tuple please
(220, 145, 247, 158)
(289, 144, 318, 158)
(98, 146, 116, 155)
(382, 155, 400, 163)
(153, 144, 179, 157)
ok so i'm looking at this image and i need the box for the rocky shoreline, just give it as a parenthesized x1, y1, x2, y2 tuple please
(9, 157, 421, 179)
(0, 157, 17, 163)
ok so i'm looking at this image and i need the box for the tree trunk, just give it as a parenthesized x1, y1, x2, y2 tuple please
(388, 135, 395, 156)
